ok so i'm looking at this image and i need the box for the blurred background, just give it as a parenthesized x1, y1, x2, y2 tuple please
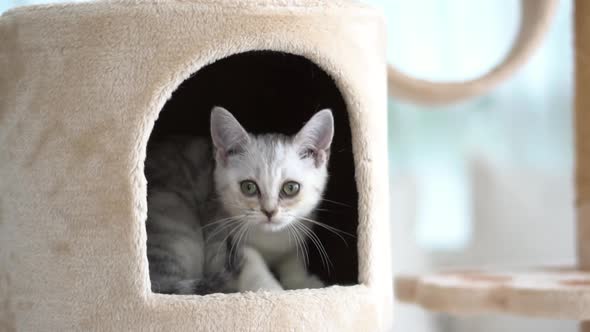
(366, 0, 576, 331)
(1, 0, 576, 331)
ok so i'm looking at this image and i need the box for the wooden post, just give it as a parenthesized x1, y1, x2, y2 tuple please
(577, 0, 590, 271)
(576, 0, 590, 330)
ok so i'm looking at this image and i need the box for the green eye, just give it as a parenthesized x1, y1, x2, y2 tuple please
(281, 181, 300, 197)
(240, 180, 259, 196)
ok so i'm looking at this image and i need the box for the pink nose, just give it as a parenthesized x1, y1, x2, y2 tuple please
(262, 209, 277, 220)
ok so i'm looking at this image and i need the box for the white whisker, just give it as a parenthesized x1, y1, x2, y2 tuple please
(297, 215, 354, 245)
(206, 215, 246, 240)
(296, 221, 332, 272)
(320, 198, 352, 208)
(203, 215, 244, 229)
(292, 223, 310, 267)
(230, 220, 250, 264)
(214, 219, 246, 264)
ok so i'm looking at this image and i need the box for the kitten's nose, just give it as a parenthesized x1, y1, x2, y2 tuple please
(262, 209, 277, 220)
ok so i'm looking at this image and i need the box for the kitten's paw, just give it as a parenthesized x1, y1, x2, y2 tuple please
(283, 274, 325, 290)
(258, 280, 284, 292)
(302, 274, 325, 289)
(238, 247, 284, 292)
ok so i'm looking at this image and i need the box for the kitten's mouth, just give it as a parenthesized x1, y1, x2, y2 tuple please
(258, 220, 286, 232)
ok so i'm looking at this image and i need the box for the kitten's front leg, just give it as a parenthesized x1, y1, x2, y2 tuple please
(236, 246, 283, 292)
(276, 252, 324, 290)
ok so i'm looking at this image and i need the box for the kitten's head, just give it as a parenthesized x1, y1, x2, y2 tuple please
(210, 106, 333, 232)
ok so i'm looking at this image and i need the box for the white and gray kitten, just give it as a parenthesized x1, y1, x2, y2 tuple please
(146, 106, 334, 294)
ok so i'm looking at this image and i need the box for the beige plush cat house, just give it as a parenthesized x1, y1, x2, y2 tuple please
(0, 0, 561, 331)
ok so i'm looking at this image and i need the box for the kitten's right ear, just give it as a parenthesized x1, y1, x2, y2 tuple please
(210, 106, 249, 165)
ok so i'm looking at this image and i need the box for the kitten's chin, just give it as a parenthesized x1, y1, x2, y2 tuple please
(257, 221, 288, 233)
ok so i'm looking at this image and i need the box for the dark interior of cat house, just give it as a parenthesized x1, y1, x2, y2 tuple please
(147, 51, 359, 287)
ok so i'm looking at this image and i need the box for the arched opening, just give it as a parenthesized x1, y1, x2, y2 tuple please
(147, 51, 358, 288)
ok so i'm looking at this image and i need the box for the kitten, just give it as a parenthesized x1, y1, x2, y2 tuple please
(145, 106, 334, 294)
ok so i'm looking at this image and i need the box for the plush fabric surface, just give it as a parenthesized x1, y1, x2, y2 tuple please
(396, 267, 590, 319)
(0, 0, 391, 331)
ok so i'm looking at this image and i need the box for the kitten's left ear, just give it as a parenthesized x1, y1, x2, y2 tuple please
(295, 109, 334, 167)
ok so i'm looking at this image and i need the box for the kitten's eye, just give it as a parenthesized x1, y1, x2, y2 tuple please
(240, 180, 259, 196)
(281, 181, 300, 197)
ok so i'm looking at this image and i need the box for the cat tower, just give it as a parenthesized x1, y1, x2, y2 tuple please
(0, 0, 563, 331)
